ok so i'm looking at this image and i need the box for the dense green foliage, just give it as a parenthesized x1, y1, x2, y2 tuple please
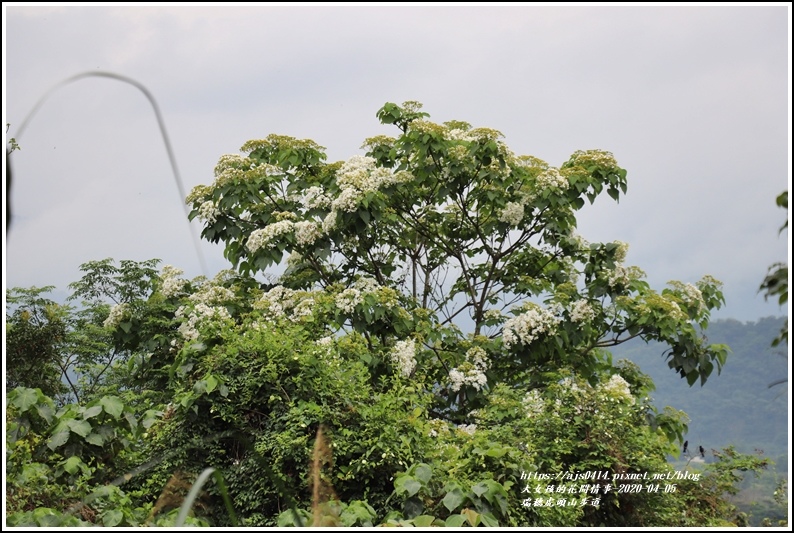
(611, 317, 788, 526)
(6, 287, 70, 400)
(5, 102, 783, 527)
(759, 191, 788, 348)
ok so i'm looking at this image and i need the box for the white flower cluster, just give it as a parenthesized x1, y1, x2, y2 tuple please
(186, 184, 213, 205)
(389, 339, 417, 377)
(558, 377, 589, 415)
(286, 251, 303, 266)
(493, 162, 570, 226)
(447, 144, 469, 161)
(173, 282, 236, 341)
(361, 134, 396, 152)
(246, 162, 285, 184)
(197, 201, 221, 224)
(331, 188, 360, 213)
(336, 156, 384, 191)
(448, 347, 489, 392)
(254, 285, 315, 322)
(401, 100, 424, 114)
(613, 241, 629, 263)
(569, 150, 619, 171)
(246, 220, 294, 253)
(502, 304, 560, 349)
(570, 232, 590, 251)
(190, 284, 235, 306)
(569, 299, 596, 323)
(300, 186, 332, 210)
(442, 124, 504, 144)
(409, 119, 448, 137)
(335, 277, 382, 314)
(213, 153, 250, 177)
(483, 309, 503, 322)
(682, 283, 705, 313)
(599, 374, 635, 405)
(515, 155, 550, 171)
(291, 297, 315, 320)
(698, 275, 723, 291)
(329, 155, 413, 215)
(457, 424, 477, 435)
(670, 281, 706, 315)
(216, 157, 282, 189)
(322, 211, 338, 233)
(294, 220, 321, 246)
(559, 377, 586, 395)
(536, 168, 570, 190)
(428, 418, 451, 438)
(607, 264, 631, 288)
(176, 303, 231, 341)
(208, 153, 253, 188)
(467, 127, 505, 143)
(522, 389, 545, 418)
(498, 201, 525, 226)
(159, 265, 187, 298)
(255, 286, 296, 318)
(316, 335, 334, 347)
(103, 303, 130, 329)
(318, 155, 410, 234)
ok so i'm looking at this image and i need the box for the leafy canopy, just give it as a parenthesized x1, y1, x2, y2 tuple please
(186, 100, 727, 420)
(7, 101, 755, 528)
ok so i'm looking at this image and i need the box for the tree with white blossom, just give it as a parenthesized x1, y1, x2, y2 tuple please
(186, 100, 728, 424)
(7, 103, 761, 527)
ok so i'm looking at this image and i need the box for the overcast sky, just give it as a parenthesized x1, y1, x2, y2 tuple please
(3, 4, 790, 324)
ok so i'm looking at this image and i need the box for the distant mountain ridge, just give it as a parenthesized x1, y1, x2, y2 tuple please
(609, 316, 789, 460)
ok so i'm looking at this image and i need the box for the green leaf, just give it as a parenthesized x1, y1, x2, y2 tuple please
(442, 488, 466, 512)
(103, 509, 123, 527)
(402, 497, 424, 519)
(413, 515, 435, 527)
(484, 446, 506, 458)
(472, 481, 488, 497)
(11, 388, 39, 412)
(205, 374, 219, 394)
(100, 396, 124, 418)
(445, 514, 467, 527)
(142, 409, 162, 429)
(67, 419, 92, 437)
(35, 402, 54, 425)
(82, 405, 103, 419)
(396, 477, 422, 497)
(462, 508, 480, 527)
(125, 411, 138, 430)
(85, 432, 104, 446)
(414, 463, 432, 485)
(48, 431, 70, 450)
(480, 512, 499, 527)
(62, 456, 85, 475)
(34, 510, 64, 527)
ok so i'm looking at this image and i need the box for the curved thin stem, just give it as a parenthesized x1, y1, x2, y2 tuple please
(11, 70, 208, 276)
